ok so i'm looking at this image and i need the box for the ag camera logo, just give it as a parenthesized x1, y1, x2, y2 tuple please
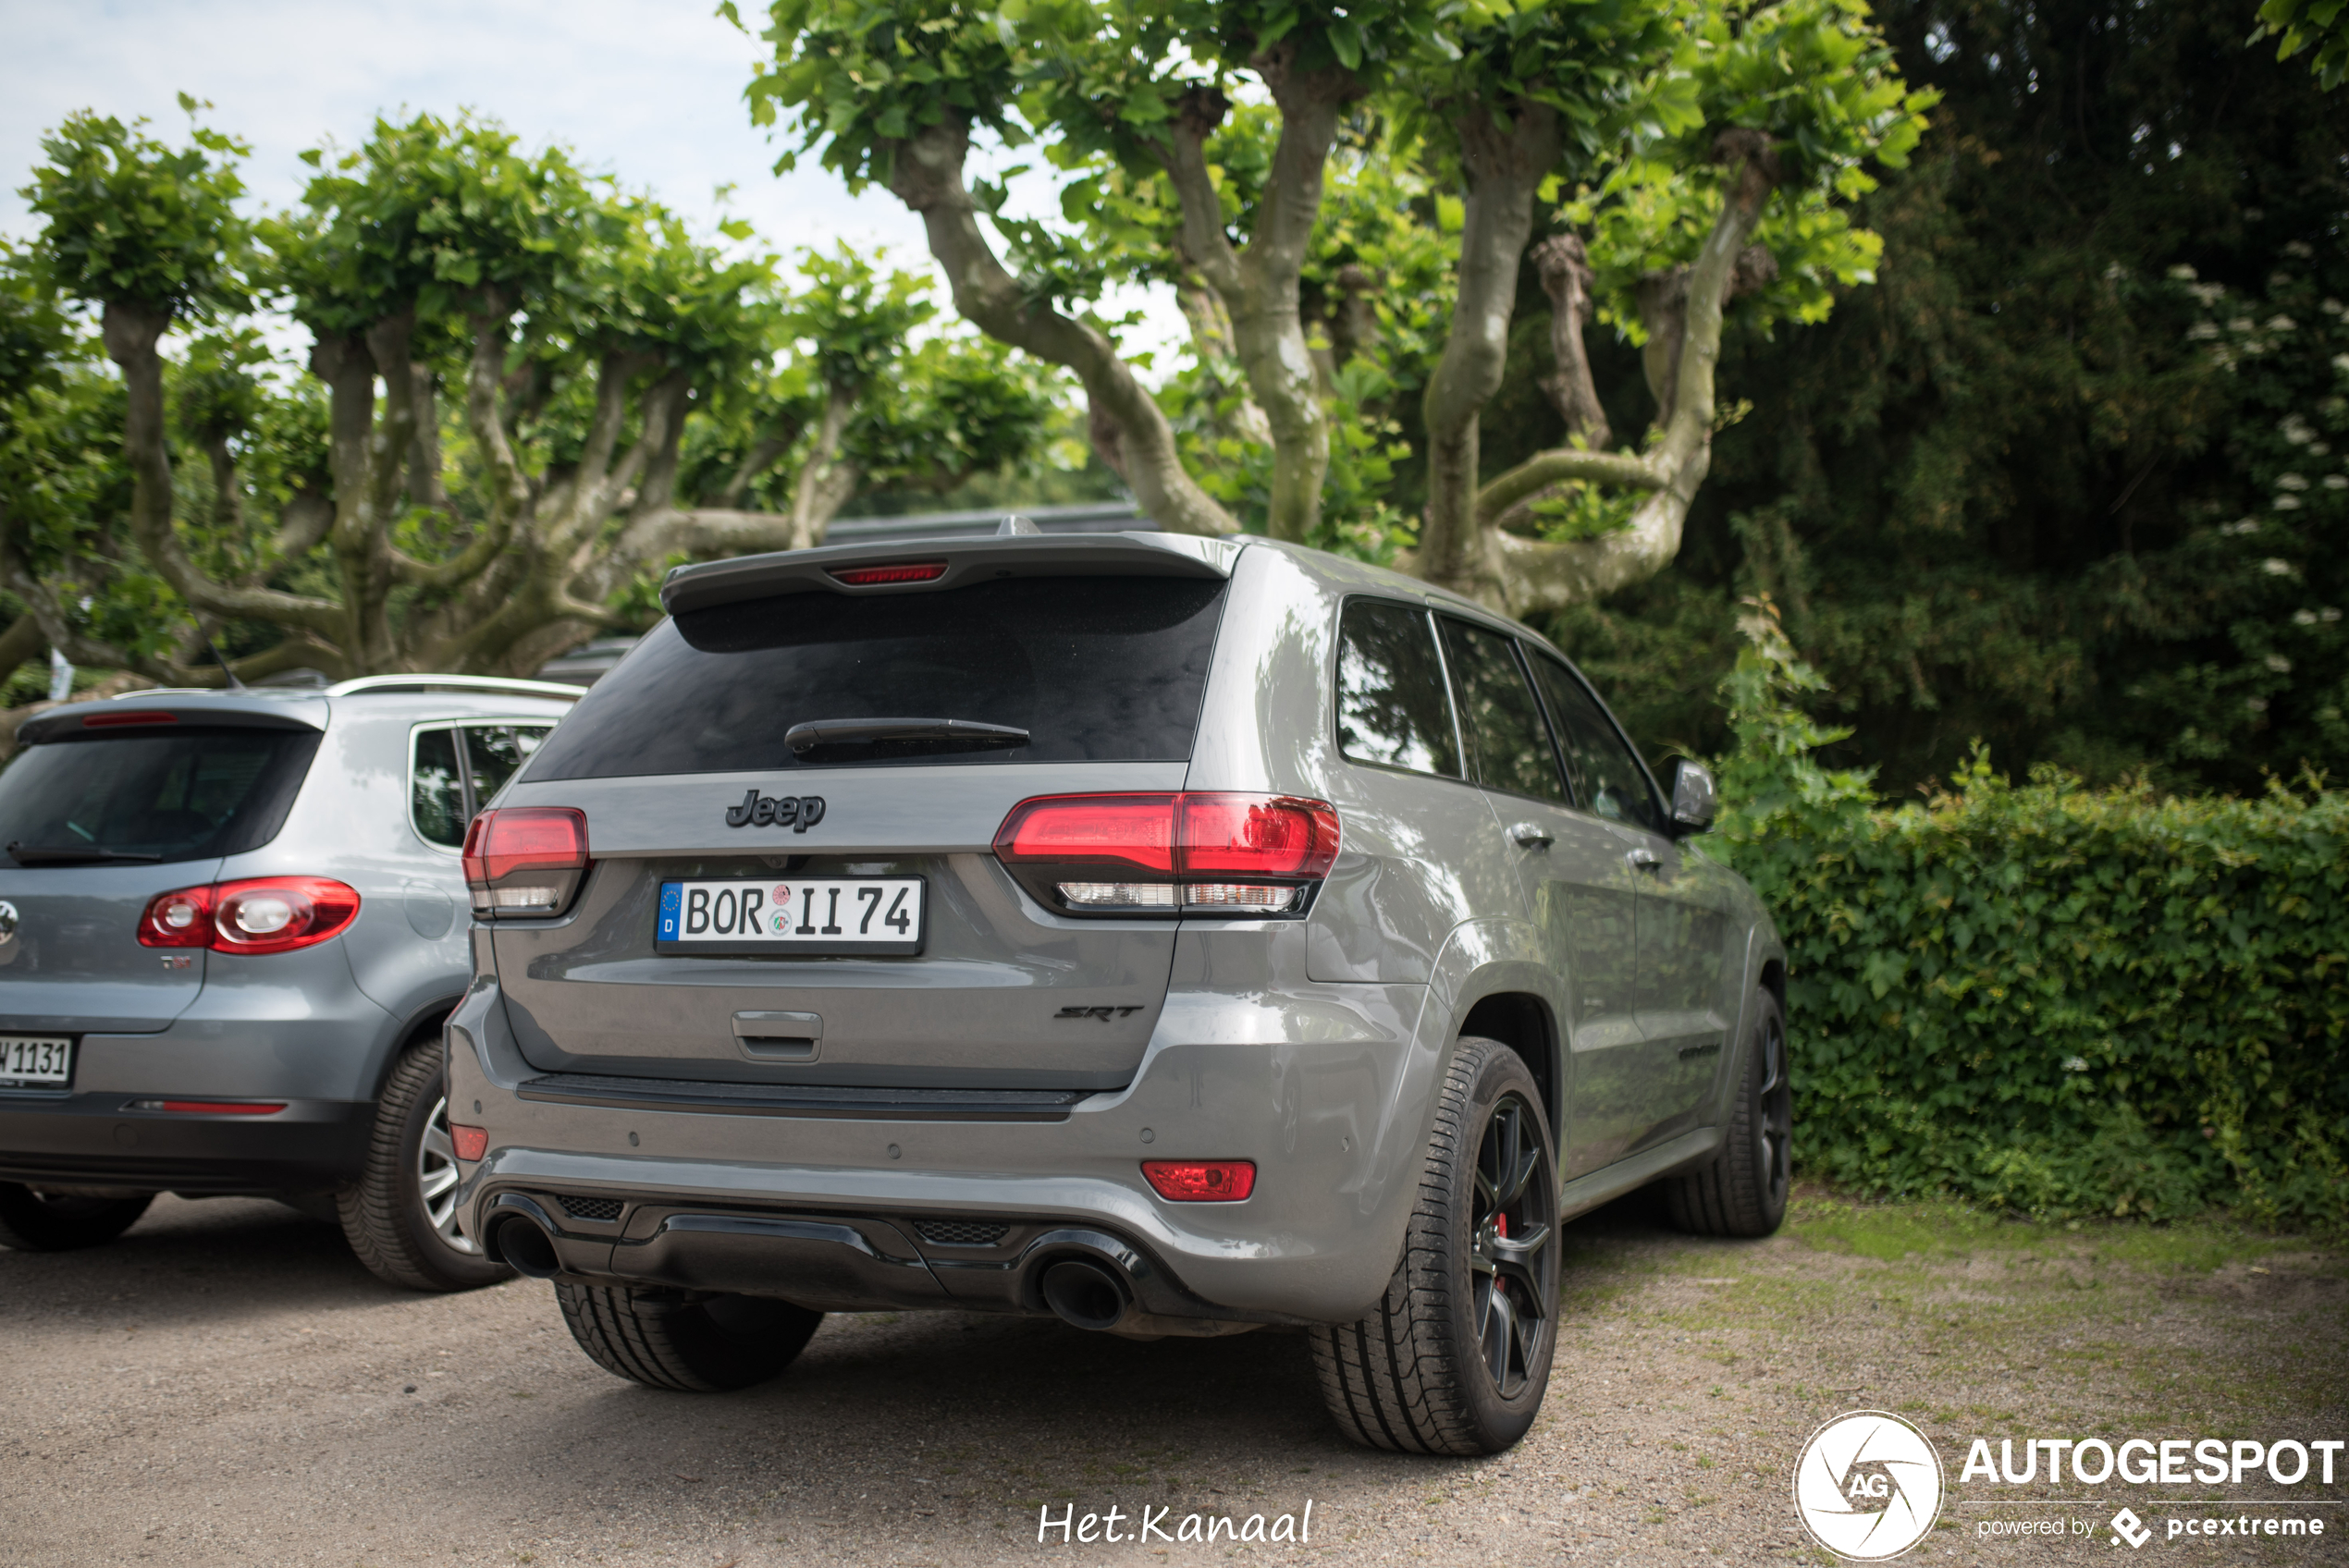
(1793, 1411, 1945, 1561)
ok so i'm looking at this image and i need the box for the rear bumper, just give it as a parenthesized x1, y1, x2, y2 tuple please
(0, 1092, 375, 1193)
(474, 1188, 1234, 1325)
(448, 932, 1446, 1325)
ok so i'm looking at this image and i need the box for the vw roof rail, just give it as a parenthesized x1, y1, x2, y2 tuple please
(323, 674, 584, 701)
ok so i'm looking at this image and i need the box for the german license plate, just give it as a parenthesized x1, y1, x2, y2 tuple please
(656, 877, 925, 956)
(0, 1035, 73, 1087)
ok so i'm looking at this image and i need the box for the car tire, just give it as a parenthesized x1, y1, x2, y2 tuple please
(554, 1281, 824, 1392)
(0, 1184, 153, 1251)
(338, 1035, 512, 1292)
(1664, 988, 1791, 1238)
(1308, 1035, 1560, 1455)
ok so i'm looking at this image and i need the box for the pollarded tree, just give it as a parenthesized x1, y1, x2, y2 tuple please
(1411, 0, 1935, 613)
(743, 0, 1457, 545)
(6, 108, 1058, 686)
(745, 0, 1931, 620)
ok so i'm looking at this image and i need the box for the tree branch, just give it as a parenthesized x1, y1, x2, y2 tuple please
(788, 384, 857, 550)
(1475, 448, 1666, 523)
(1155, 57, 1354, 544)
(1531, 235, 1609, 449)
(100, 304, 344, 636)
(884, 117, 1236, 537)
(0, 610, 45, 694)
(1416, 101, 1563, 599)
(1480, 131, 1786, 618)
(1160, 89, 1243, 299)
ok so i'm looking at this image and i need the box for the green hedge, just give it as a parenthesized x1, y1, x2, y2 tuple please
(1709, 612, 2349, 1228)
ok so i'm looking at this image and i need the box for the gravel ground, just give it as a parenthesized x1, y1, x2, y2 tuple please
(1, 1187, 2342, 1568)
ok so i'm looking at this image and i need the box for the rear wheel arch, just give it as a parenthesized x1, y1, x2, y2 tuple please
(1453, 990, 1559, 1144)
(367, 994, 466, 1104)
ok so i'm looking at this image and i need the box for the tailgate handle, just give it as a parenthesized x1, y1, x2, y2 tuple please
(733, 1011, 821, 1062)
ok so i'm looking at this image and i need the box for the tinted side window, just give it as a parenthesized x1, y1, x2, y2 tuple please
(1439, 619, 1568, 804)
(463, 725, 548, 804)
(1335, 599, 1460, 778)
(1528, 655, 1665, 835)
(525, 577, 1225, 780)
(412, 728, 467, 848)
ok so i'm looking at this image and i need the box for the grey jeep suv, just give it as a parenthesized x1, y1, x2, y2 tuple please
(448, 533, 1790, 1454)
(0, 676, 576, 1290)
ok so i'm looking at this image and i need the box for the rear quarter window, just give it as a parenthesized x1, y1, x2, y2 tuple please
(1334, 598, 1461, 778)
(523, 576, 1228, 779)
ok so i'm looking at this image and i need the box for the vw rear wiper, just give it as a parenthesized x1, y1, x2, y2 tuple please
(6, 842, 166, 866)
(785, 717, 1031, 756)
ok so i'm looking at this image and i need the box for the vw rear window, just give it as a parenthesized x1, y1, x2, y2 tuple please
(523, 576, 1229, 779)
(0, 728, 322, 867)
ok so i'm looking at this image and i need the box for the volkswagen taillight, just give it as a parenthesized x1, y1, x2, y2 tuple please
(138, 876, 361, 954)
(992, 792, 1339, 916)
(462, 807, 591, 917)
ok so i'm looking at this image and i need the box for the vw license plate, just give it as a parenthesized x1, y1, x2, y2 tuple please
(0, 1035, 73, 1088)
(657, 877, 924, 956)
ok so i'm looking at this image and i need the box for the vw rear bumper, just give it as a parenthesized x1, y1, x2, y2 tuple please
(0, 1091, 375, 1193)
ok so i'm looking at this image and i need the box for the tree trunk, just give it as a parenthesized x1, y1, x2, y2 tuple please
(882, 118, 1236, 538)
(789, 385, 858, 549)
(1173, 268, 1274, 447)
(1415, 102, 1563, 605)
(1532, 236, 1609, 450)
(1460, 132, 1784, 618)
(1159, 67, 1355, 544)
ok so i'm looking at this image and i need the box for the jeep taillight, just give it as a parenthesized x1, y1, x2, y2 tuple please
(462, 807, 590, 918)
(992, 793, 1339, 917)
(138, 877, 362, 954)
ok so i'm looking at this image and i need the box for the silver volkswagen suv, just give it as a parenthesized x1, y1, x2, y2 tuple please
(0, 676, 576, 1291)
(449, 533, 1790, 1453)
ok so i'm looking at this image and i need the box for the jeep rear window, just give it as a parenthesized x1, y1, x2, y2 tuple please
(523, 576, 1228, 779)
(0, 728, 322, 867)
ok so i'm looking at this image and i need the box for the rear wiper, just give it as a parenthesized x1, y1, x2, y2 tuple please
(785, 717, 1031, 757)
(6, 843, 166, 866)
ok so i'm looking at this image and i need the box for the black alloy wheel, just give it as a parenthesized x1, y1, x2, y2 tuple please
(1310, 1036, 1562, 1454)
(1753, 1007, 1792, 1217)
(1470, 1091, 1556, 1401)
(1665, 987, 1793, 1238)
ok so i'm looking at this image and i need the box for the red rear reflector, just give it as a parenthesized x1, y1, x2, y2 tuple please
(84, 711, 178, 728)
(450, 1124, 489, 1161)
(1141, 1159, 1257, 1202)
(158, 1101, 286, 1116)
(828, 561, 948, 586)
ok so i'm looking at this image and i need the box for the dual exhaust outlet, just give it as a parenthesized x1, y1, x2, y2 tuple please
(484, 1202, 1145, 1334)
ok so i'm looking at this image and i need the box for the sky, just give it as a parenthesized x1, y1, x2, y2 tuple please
(0, 0, 1182, 361)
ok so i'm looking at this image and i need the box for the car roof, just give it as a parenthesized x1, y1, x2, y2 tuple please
(17, 677, 577, 747)
(1237, 538, 1576, 664)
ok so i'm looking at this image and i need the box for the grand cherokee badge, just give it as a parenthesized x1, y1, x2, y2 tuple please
(725, 790, 827, 831)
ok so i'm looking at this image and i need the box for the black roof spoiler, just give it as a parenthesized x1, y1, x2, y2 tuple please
(17, 692, 327, 747)
(659, 532, 1240, 618)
